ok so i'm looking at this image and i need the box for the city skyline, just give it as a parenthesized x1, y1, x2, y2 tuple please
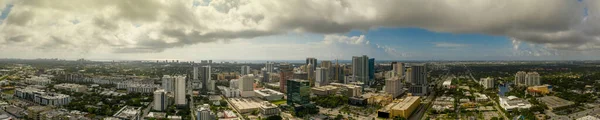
(0, 0, 598, 60)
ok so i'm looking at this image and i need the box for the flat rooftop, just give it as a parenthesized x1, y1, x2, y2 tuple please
(229, 98, 263, 110)
(537, 96, 574, 109)
(381, 96, 420, 112)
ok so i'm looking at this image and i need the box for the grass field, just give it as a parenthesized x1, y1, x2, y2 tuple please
(270, 99, 287, 105)
(2, 89, 14, 95)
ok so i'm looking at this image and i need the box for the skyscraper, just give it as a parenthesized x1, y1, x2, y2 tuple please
(174, 75, 186, 106)
(202, 66, 213, 91)
(162, 75, 175, 92)
(153, 89, 168, 111)
(321, 61, 332, 69)
(261, 70, 269, 83)
(316, 67, 329, 87)
(196, 104, 214, 120)
(193, 66, 199, 80)
(306, 58, 317, 71)
(265, 62, 274, 73)
(408, 64, 428, 96)
(368, 58, 375, 84)
(352, 55, 369, 87)
(333, 60, 344, 83)
(307, 63, 315, 87)
(405, 68, 412, 84)
(286, 79, 310, 105)
(279, 63, 293, 93)
(515, 71, 526, 86)
(393, 62, 405, 77)
(525, 72, 540, 86)
(385, 77, 404, 98)
(240, 75, 255, 97)
(240, 66, 251, 75)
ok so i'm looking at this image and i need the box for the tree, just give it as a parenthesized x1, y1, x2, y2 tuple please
(334, 115, 344, 120)
(265, 116, 283, 120)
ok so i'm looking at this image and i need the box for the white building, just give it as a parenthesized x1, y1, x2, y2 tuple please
(241, 66, 251, 75)
(193, 66, 199, 80)
(218, 86, 239, 98)
(265, 62, 274, 73)
(153, 89, 168, 111)
(393, 62, 405, 77)
(229, 79, 239, 89)
(196, 104, 214, 120)
(260, 101, 279, 117)
(526, 72, 540, 86)
(384, 77, 404, 98)
(254, 89, 284, 101)
(515, 71, 527, 86)
(499, 96, 532, 111)
(162, 75, 175, 93)
(352, 55, 369, 85)
(239, 75, 255, 97)
(54, 83, 87, 92)
(174, 75, 186, 106)
(442, 80, 452, 89)
(479, 77, 494, 89)
(15, 87, 71, 106)
(25, 76, 52, 86)
(315, 67, 330, 87)
(126, 84, 157, 93)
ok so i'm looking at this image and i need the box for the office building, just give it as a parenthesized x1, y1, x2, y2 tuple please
(377, 96, 421, 119)
(153, 89, 168, 111)
(409, 65, 428, 96)
(333, 60, 344, 83)
(385, 77, 404, 98)
(306, 58, 317, 71)
(162, 75, 175, 93)
(261, 70, 269, 83)
(193, 66, 199, 80)
(241, 66, 251, 75)
(307, 63, 315, 87)
(174, 75, 186, 106)
(479, 77, 494, 89)
(321, 60, 332, 69)
(405, 68, 412, 84)
(279, 63, 293, 93)
(352, 55, 369, 89)
(368, 58, 375, 81)
(196, 104, 214, 120)
(260, 101, 280, 117)
(515, 71, 527, 86)
(286, 79, 310, 105)
(202, 66, 213, 91)
(265, 62, 274, 73)
(315, 67, 330, 87)
(239, 75, 255, 97)
(393, 62, 405, 77)
(311, 85, 339, 96)
(526, 72, 540, 86)
(499, 96, 531, 111)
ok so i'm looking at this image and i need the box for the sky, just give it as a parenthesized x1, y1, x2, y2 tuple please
(0, 0, 599, 61)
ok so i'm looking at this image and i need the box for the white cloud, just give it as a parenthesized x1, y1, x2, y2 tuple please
(0, 0, 596, 60)
(432, 42, 469, 48)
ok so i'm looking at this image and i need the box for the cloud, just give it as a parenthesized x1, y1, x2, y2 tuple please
(432, 42, 469, 48)
(322, 34, 368, 45)
(0, 0, 596, 54)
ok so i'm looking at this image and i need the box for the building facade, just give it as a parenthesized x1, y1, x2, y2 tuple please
(479, 77, 494, 89)
(352, 55, 369, 89)
(153, 89, 168, 111)
(174, 75, 186, 106)
(409, 65, 428, 96)
(286, 79, 310, 105)
(315, 67, 329, 87)
(385, 77, 404, 98)
(239, 75, 255, 97)
(279, 63, 293, 93)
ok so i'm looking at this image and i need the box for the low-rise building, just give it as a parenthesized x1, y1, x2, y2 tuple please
(229, 98, 263, 113)
(330, 83, 362, 97)
(537, 96, 575, 110)
(364, 93, 393, 106)
(25, 76, 52, 86)
(196, 104, 215, 120)
(218, 86, 239, 98)
(311, 85, 339, 96)
(113, 106, 141, 120)
(377, 96, 421, 119)
(144, 112, 166, 119)
(499, 96, 531, 111)
(54, 83, 88, 92)
(259, 101, 279, 117)
(527, 85, 552, 96)
(15, 87, 71, 106)
(254, 89, 284, 101)
(474, 93, 489, 102)
(26, 106, 51, 120)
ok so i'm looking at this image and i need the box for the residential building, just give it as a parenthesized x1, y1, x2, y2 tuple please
(15, 87, 71, 106)
(479, 77, 494, 89)
(265, 62, 274, 74)
(239, 75, 255, 97)
(260, 101, 279, 117)
(287, 79, 310, 105)
(196, 104, 214, 120)
(153, 89, 168, 111)
(217, 86, 239, 98)
(405, 68, 412, 84)
(25, 76, 52, 86)
(527, 84, 552, 96)
(162, 75, 175, 93)
(515, 71, 527, 86)
(409, 65, 428, 96)
(306, 58, 317, 71)
(279, 63, 293, 93)
(526, 72, 540, 86)
(193, 66, 199, 81)
(385, 77, 404, 98)
(174, 75, 186, 106)
(261, 70, 269, 83)
(53, 83, 87, 92)
(377, 96, 421, 119)
(26, 106, 51, 120)
(254, 89, 284, 101)
(352, 56, 369, 89)
(241, 66, 251, 75)
(202, 66, 213, 91)
(113, 106, 142, 120)
(307, 63, 315, 87)
(393, 62, 405, 77)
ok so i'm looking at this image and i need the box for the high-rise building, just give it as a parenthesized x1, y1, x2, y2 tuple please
(261, 70, 269, 83)
(408, 65, 428, 96)
(287, 79, 310, 105)
(405, 68, 412, 84)
(515, 71, 526, 86)
(352, 55, 369, 89)
(153, 89, 168, 111)
(202, 66, 212, 91)
(307, 63, 315, 87)
(479, 77, 494, 89)
(393, 62, 405, 77)
(265, 62, 274, 73)
(385, 77, 404, 98)
(306, 58, 318, 71)
(240, 66, 251, 75)
(196, 104, 214, 120)
(174, 75, 186, 106)
(333, 60, 344, 83)
(193, 66, 199, 80)
(321, 61, 332, 69)
(526, 72, 540, 86)
(162, 75, 175, 92)
(279, 63, 293, 93)
(240, 75, 255, 97)
(368, 58, 375, 82)
(316, 67, 329, 87)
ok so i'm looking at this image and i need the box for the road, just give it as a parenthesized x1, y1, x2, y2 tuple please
(462, 64, 509, 120)
(141, 101, 154, 118)
(545, 106, 600, 120)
